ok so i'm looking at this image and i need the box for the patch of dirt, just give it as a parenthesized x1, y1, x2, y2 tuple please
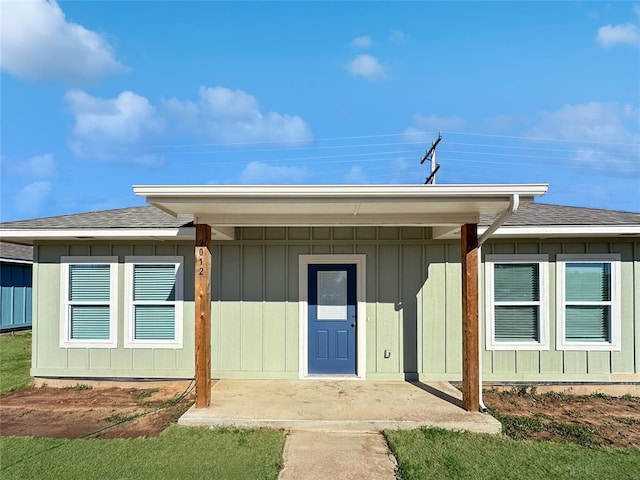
(483, 388, 640, 448)
(0, 386, 194, 438)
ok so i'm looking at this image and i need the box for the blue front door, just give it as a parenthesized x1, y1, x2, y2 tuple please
(308, 264, 357, 375)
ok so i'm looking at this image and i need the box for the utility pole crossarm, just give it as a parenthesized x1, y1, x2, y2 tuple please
(421, 131, 443, 185)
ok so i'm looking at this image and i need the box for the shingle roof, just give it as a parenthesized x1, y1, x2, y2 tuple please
(480, 203, 640, 227)
(0, 206, 193, 230)
(0, 202, 637, 232)
(0, 242, 33, 261)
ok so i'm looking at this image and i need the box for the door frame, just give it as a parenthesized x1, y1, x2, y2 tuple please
(299, 254, 366, 379)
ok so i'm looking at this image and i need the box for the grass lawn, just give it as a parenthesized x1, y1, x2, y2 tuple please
(1, 425, 286, 480)
(385, 427, 640, 480)
(0, 332, 32, 394)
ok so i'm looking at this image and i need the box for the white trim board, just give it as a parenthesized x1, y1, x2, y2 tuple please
(298, 254, 367, 380)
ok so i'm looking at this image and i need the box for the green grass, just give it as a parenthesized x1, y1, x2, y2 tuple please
(0, 332, 32, 394)
(385, 428, 640, 480)
(1, 425, 286, 480)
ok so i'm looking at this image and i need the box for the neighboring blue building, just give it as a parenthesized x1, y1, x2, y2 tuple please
(0, 242, 33, 331)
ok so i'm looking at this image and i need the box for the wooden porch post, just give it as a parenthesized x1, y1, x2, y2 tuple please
(461, 223, 480, 412)
(195, 224, 212, 408)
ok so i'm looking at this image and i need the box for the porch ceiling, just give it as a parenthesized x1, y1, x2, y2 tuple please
(134, 184, 548, 227)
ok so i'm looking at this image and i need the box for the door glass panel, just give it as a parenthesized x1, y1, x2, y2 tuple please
(317, 270, 347, 320)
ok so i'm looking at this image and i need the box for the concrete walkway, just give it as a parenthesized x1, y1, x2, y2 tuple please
(278, 431, 396, 480)
(179, 379, 501, 434)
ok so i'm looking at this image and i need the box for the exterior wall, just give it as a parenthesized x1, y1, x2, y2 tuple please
(475, 239, 640, 383)
(31, 232, 639, 383)
(31, 242, 195, 378)
(0, 261, 32, 331)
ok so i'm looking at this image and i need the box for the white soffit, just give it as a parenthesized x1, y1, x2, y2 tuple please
(134, 184, 549, 227)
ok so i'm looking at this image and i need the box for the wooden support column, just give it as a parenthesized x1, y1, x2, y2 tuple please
(461, 223, 480, 412)
(195, 224, 212, 408)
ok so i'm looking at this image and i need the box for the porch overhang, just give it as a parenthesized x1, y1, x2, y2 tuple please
(133, 184, 549, 229)
(134, 183, 548, 411)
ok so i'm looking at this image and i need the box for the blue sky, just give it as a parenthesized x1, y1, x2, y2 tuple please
(1, 1, 638, 221)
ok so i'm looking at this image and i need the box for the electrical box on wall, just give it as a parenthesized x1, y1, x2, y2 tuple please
(384, 350, 391, 359)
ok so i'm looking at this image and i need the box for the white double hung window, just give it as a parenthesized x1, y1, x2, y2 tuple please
(61, 257, 118, 348)
(485, 255, 548, 350)
(556, 254, 621, 351)
(124, 256, 183, 348)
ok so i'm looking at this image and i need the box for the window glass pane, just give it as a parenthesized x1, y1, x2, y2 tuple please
(134, 305, 175, 340)
(495, 306, 539, 342)
(317, 270, 347, 320)
(494, 263, 539, 302)
(70, 305, 110, 339)
(566, 305, 609, 342)
(566, 263, 610, 302)
(69, 264, 110, 301)
(133, 264, 176, 301)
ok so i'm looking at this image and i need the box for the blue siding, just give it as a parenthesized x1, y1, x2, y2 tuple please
(0, 262, 33, 331)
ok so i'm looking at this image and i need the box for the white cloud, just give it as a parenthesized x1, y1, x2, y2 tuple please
(5, 153, 56, 177)
(403, 113, 467, 142)
(344, 166, 369, 184)
(351, 35, 373, 48)
(236, 161, 309, 184)
(347, 54, 387, 81)
(65, 89, 163, 164)
(529, 102, 639, 174)
(390, 31, 405, 42)
(164, 86, 313, 144)
(596, 23, 639, 47)
(0, 0, 127, 83)
(14, 181, 53, 216)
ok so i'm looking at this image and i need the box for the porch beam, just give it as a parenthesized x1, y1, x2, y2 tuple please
(461, 223, 480, 412)
(195, 224, 212, 408)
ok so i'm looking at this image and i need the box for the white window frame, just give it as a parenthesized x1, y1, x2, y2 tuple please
(124, 256, 184, 349)
(60, 256, 118, 348)
(556, 254, 621, 351)
(485, 254, 549, 351)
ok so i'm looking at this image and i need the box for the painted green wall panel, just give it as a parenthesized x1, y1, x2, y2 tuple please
(241, 302, 264, 371)
(445, 244, 462, 374)
(516, 243, 540, 255)
(89, 349, 110, 370)
(634, 242, 640, 374)
(133, 245, 154, 256)
(263, 303, 287, 371)
(68, 349, 89, 369)
(132, 349, 154, 369)
(154, 350, 177, 371)
(333, 245, 355, 255)
(377, 245, 400, 373)
(493, 243, 515, 255)
(90, 245, 112, 256)
(587, 351, 610, 374)
(333, 227, 354, 240)
(563, 351, 587, 374)
(69, 245, 90, 256)
(612, 242, 636, 373)
(563, 242, 587, 254)
(211, 300, 222, 371)
(156, 244, 177, 256)
(219, 303, 242, 371)
(356, 227, 377, 240)
(110, 349, 133, 371)
(312, 245, 331, 255)
(35, 260, 67, 369)
(285, 302, 299, 372)
(357, 245, 378, 373)
(265, 227, 286, 240)
(312, 227, 331, 240)
(516, 351, 539, 374)
(422, 245, 447, 374)
(402, 245, 422, 376)
(289, 227, 310, 240)
(243, 227, 264, 240)
(587, 242, 611, 254)
(492, 351, 516, 374)
(379, 227, 399, 240)
(112, 245, 133, 258)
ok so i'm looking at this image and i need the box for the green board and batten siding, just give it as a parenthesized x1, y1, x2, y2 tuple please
(30, 229, 639, 382)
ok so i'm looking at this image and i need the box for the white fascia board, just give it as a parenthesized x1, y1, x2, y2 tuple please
(0, 227, 196, 242)
(134, 183, 549, 200)
(480, 225, 640, 238)
(0, 258, 32, 265)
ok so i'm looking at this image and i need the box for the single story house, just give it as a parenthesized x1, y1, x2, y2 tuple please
(1, 184, 639, 411)
(0, 242, 33, 332)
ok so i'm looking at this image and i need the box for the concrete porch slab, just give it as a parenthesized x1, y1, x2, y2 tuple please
(178, 379, 501, 434)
